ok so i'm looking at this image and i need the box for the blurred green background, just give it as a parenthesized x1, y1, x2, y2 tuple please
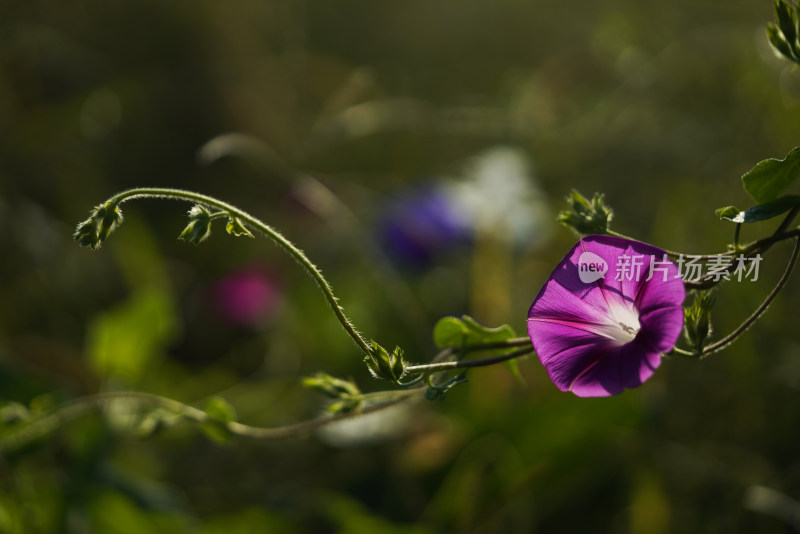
(2, 0, 800, 532)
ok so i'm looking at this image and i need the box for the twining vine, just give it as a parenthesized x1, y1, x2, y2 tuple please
(2, 0, 800, 450)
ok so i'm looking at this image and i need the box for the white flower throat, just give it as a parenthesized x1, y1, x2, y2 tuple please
(598, 299, 641, 345)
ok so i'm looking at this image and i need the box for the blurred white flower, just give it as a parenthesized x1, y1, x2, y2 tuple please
(444, 146, 553, 247)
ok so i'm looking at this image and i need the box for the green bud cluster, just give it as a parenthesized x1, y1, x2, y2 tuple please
(683, 291, 715, 355)
(302, 372, 360, 399)
(178, 205, 213, 245)
(73, 201, 124, 250)
(767, 0, 800, 64)
(557, 190, 614, 235)
(364, 341, 407, 383)
(302, 372, 362, 414)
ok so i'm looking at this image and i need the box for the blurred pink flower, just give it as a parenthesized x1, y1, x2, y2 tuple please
(213, 268, 281, 327)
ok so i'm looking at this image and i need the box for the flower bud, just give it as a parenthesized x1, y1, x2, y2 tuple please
(74, 219, 100, 249)
(302, 372, 360, 399)
(767, 0, 800, 63)
(97, 202, 124, 241)
(73, 201, 124, 250)
(364, 341, 407, 382)
(683, 291, 715, 354)
(776, 0, 798, 51)
(557, 190, 613, 235)
(178, 205, 212, 245)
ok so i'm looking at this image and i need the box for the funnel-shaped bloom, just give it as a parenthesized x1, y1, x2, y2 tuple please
(527, 235, 685, 397)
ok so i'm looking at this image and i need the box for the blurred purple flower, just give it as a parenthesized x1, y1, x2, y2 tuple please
(378, 188, 469, 267)
(378, 147, 552, 268)
(527, 235, 685, 397)
(213, 268, 281, 327)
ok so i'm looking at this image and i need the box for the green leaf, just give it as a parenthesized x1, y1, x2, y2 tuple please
(432, 317, 467, 349)
(225, 216, 254, 238)
(716, 195, 800, 223)
(204, 396, 236, 422)
(433, 315, 516, 350)
(714, 206, 740, 220)
(201, 396, 237, 444)
(86, 287, 177, 383)
(742, 147, 800, 203)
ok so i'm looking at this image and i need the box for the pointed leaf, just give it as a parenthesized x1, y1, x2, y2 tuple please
(716, 195, 800, 223)
(742, 147, 800, 203)
(432, 316, 469, 349)
(226, 217, 254, 238)
(460, 315, 517, 344)
(86, 287, 177, 382)
(433, 315, 516, 349)
(714, 206, 740, 220)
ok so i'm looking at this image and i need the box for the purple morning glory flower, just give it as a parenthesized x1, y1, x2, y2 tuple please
(527, 235, 685, 397)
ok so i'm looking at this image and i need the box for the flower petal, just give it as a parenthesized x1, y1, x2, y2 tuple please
(638, 305, 685, 354)
(525, 319, 615, 391)
(527, 234, 685, 396)
(567, 341, 662, 397)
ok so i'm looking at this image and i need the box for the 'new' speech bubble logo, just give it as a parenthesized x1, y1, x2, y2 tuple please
(577, 252, 608, 283)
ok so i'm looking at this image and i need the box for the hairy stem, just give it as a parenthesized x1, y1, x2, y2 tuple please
(734, 223, 742, 252)
(406, 345, 535, 374)
(684, 226, 800, 290)
(774, 202, 800, 236)
(459, 337, 533, 354)
(0, 389, 424, 452)
(105, 188, 371, 355)
(606, 229, 725, 260)
(668, 346, 696, 357)
(404, 337, 533, 375)
(700, 236, 800, 356)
